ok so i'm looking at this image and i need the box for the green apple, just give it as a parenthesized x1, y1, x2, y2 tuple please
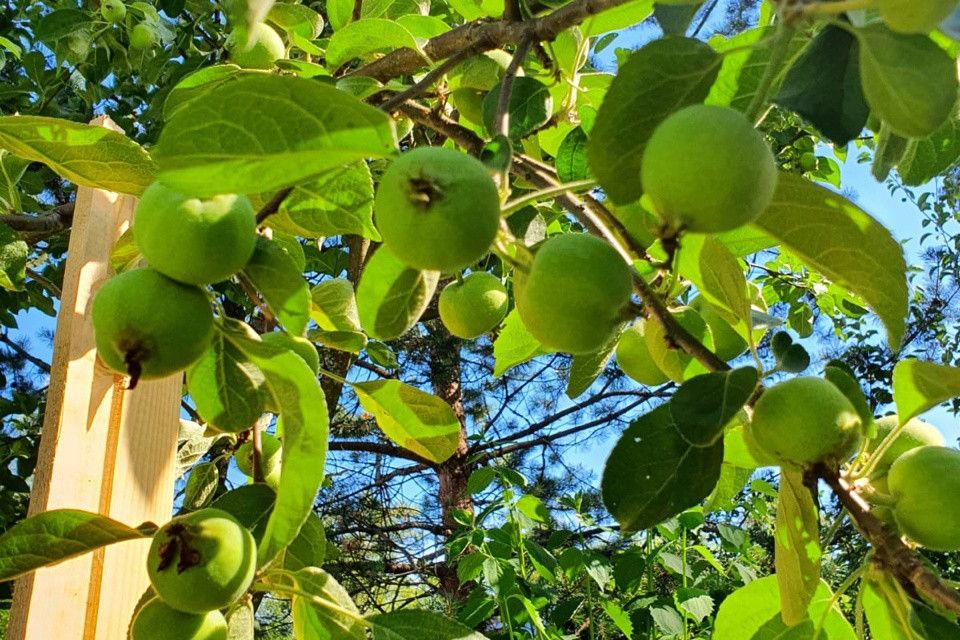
(134, 182, 257, 286)
(515, 233, 632, 355)
(889, 446, 960, 551)
(642, 104, 777, 234)
(130, 597, 227, 640)
(374, 147, 500, 272)
(147, 509, 256, 613)
(748, 377, 863, 467)
(229, 23, 286, 69)
(92, 269, 214, 381)
(438, 272, 509, 339)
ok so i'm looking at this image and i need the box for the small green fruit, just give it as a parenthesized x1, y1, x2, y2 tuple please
(880, 0, 960, 33)
(644, 307, 714, 382)
(749, 377, 863, 467)
(867, 415, 945, 474)
(128, 23, 156, 49)
(134, 182, 257, 286)
(147, 508, 256, 613)
(93, 269, 213, 381)
(799, 152, 817, 172)
(515, 234, 632, 355)
(260, 332, 320, 374)
(616, 321, 669, 386)
(235, 433, 282, 486)
(453, 50, 517, 91)
(374, 147, 500, 272)
(641, 105, 777, 234)
(229, 23, 286, 69)
(131, 597, 227, 640)
(889, 446, 960, 550)
(101, 0, 126, 23)
(438, 272, 509, 339)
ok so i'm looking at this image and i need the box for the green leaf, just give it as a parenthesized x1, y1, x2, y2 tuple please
(713, 575, 856, 640)
(367, 609, 489, 640)
(602, 405, 723, 532)
(708, 26, 776, 112)
(268, 2, 325, 38)
(523, 539, 558, 583)
(493, 308, 546, 377)
(356, 247, 438, 341)
(862, 570, 927, 640)
(773, 25, 869, 146)
(466, 466, 496, 495)
(0, 510, 150, 582)
(353, 379, 461, 463)
(589, 37, 721, 204)
(290, 568, 365, 640)
(855, 24, 958, 138)
(670, 368, 758, 447)
(515, 495, 550, 524)
(270, 162, 379, 240)
(0, 116, 156, 195)
(754, 173, 907, 349)
(36, 9, 91, 43)
(310, 278, 367, 353)
(580, 0, 654, 36)
(226, 600, 257, 640)
(182, 462, 219, 510)
(566, 331, 619, 399)
(555, 127, 591, 182)
(325, 19, 420, 71)
(0, 151, 28, 213)
(898, 114, 960, 186)
(154, 74, 397, 196)
(601, 601, 634, 639)
(645, 307, 714, 382)
(243, 237, 312, 337)
(211, 484, 276, 536)
(0, 223, 27, 291)
(446, 0, 504, 20)
(284, 513, 327, 571)
(163, 65, 245, 120)
(705, 464, 753, 513)
(678, 590, 714, 624)
(775, 470, 821, 627)
(892, 358, 960, 423)
(676, 235, 751, 331)
(225, 321, 329, 566)
(482, 76, 553, 139)
(187, 332, 266, 433)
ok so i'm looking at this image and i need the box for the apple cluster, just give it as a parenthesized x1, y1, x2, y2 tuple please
(92, 182, 258, 385)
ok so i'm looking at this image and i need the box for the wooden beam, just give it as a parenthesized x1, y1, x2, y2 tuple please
(7, 117, 181, 640)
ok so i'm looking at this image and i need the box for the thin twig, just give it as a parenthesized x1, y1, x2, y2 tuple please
(255, 187, 294, 225)
(351, 0, 363, 21)
(0, 333, 51, 372)
(494, 37, 533, 139)
(26, 268, 62, 298)
(816, 464, 960, 615)
(379, 49, 477, 113)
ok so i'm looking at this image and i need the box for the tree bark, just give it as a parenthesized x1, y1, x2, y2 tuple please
(427, 327, 473, 600)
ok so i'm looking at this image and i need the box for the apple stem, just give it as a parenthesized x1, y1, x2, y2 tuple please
(251, 425, 266, 484)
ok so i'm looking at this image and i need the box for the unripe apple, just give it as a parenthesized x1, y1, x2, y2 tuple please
(134, 182, 257, 286)
(641, 105, 777, 234)
(880, 0, 960, 33)
(450, 88, 487, 127)
(147, 508, 256, 613)
(235, 432, 282, 486)
(128, 23, 156, 49)
(453, 50, 517, 91)
(615, 320, 669, 386)
(228, 23, 286, 69)
(130, 597, 227, 640)
(101, 0, 126, 23)
(92, 268, 214, 381)
(888, 446, 960, 551)
(438, 272, 509, 339)
(515, 234, 632, 355)
(260, 332, 320, 374)
(748, 377, 863, 467)
(374, 147, 500, 272)
(866, 414, 944, 475)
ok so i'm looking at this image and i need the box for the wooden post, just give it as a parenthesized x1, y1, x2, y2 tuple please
(7, 117, 182, 640)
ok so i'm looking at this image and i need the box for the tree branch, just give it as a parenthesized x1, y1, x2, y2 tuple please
(815, 464, 960, 615)
(352, 0, 636, 82)
(1, 203, 75, 243)
(329, 440, 436, 466)
(255, 187, 294, 225)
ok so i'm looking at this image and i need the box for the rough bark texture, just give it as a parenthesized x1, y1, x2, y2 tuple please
(428, 327, 473, 600)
